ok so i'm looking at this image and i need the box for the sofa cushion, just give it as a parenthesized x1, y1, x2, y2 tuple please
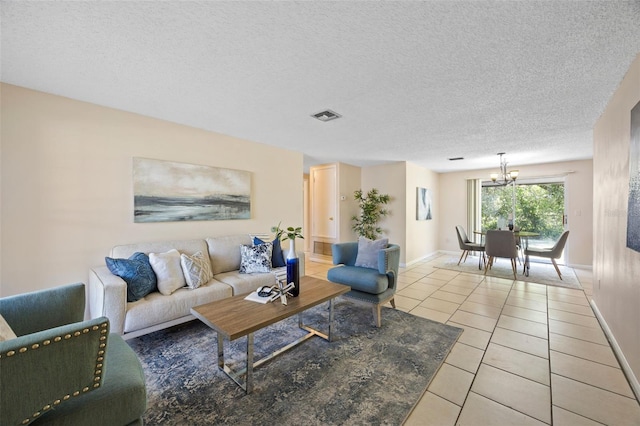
(354, 237, 388, 269)
(180, 251, 213, 289)
(105, 252, 158, 302)
(254, 236, 286, 268)
(0, 313, 17, 341)
(206, 235, 252, 275)
(240, 243, 273, 273)
(327, 265, 389, 294)
(149, 249, 186, 295)
(214, 270, 280, 296)
(123, 280, 232, 333)
(111, 239, 208, 260)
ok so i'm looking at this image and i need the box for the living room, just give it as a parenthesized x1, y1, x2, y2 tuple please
(2, 1, 640, 425)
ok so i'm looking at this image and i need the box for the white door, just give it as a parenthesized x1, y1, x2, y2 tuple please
(312, 165, 337, 238)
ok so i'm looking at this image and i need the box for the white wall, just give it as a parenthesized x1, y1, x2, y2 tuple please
(593, 53, 640, 387)
(0, 84, 304, 296)
(438, 159, 593, 267)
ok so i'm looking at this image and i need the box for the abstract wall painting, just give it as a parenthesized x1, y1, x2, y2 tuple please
(133, 158, 251, 223)
(416, 187, 433, 220)
(627, 101, 640, 251)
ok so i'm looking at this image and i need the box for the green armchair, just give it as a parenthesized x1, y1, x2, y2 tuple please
(0, 283, 146, 425)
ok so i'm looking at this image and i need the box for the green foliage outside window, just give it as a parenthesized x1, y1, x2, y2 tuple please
(481, 183, 564, 240)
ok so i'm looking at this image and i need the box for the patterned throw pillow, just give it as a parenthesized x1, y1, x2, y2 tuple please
(149, 249, 187, 295)
(239, 243, 273, 273)
(354, 236, 389, 269)
(253, 236, 286, 268)
(106, 252, 158, 302)
(180, 251, 213, 289)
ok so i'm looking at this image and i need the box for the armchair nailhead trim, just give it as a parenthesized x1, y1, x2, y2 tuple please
(5, 321, 109, 425)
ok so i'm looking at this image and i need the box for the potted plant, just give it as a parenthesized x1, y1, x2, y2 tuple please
(351, 188, 391, 240)
(271, 222, 304, 258)
(271, 222, 304, 297)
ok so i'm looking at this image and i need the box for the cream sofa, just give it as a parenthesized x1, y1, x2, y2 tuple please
(89, 234, 304, 339)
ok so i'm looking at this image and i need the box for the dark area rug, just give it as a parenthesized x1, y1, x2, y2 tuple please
(127, 298, 462, 425)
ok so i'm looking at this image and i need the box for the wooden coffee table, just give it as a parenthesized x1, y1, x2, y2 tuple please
(190, 276, 350, 393)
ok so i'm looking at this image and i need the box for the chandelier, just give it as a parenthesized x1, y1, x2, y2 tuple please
(490, 152, 519, 185)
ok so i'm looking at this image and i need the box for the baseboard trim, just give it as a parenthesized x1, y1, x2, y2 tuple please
(568, 263, 593, 270)
(403, 251, 441, 267)
(590, 299, 640, 402)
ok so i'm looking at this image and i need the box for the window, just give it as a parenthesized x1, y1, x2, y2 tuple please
(481, 181, 565, 246)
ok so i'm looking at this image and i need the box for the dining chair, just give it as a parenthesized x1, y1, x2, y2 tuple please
(523, 230, 570, 279)
(513, 226, 523, 264)
(484, 230, 518, 279)
(455, 226, 485, 270)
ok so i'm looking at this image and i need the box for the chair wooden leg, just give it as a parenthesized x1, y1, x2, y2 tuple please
(484, 256, 492, 275)
(389, 298, 396, 309)
(373, 304, 382, 328)
(510, 258, 517, 279)
(551, 258, 562, 280)
(457, 250, 467, 265)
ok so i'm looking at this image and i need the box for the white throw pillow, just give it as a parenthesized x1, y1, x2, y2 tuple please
(149, 249, 187, 295)
(0, 313, 17, 341)
(354, 236, 389, 269)
(180, 251, 213, 289)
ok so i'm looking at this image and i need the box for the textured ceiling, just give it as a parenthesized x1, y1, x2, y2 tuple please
(2, 1, 640, 173)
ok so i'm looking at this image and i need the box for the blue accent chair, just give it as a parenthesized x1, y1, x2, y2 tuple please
(327, 242, 401, 327)
(0, 283, 147, 426)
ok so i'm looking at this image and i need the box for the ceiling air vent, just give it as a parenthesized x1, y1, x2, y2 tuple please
(449, 157, 464, 161)
(311, 109, 342, 122)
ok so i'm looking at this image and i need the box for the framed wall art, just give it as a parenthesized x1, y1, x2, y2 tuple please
(416, 187, 433, 220)
(133, 158, 251, 223)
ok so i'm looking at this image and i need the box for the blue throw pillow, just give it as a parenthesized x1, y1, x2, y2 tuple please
(254, 236, 286, 268)
(106, 252, 158, 302)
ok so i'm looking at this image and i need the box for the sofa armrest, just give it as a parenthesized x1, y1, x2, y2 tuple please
(0, 317, 109, 426)
(0, 283, 85, 336)
(89, 267, 127, 335)
(331, 242, 358, 266)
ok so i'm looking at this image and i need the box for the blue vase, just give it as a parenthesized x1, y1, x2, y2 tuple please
(286, 239, 300, 297)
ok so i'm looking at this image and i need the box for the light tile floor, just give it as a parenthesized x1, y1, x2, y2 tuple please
(303, 254, 640, 425)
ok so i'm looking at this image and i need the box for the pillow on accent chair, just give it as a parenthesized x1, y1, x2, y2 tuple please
(354, 236, 389, 269)
(240, 243, 273, 273)
(105, 251, 158, 302)
(149, 249, 187, 295)
(180, 251, 213, 289)
(254, 236, 286, 267)
(0, 313, 17, 341)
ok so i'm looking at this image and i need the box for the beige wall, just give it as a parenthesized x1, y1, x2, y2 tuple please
(360, 161, 440, 265)
(337, 162, 361, 243)
(360, 162, 409, 264)
(405, 162, 440, 264)
(593, 54, 640, 385)
(438, 159, 593, 267)
(0, 84, 303, 297)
